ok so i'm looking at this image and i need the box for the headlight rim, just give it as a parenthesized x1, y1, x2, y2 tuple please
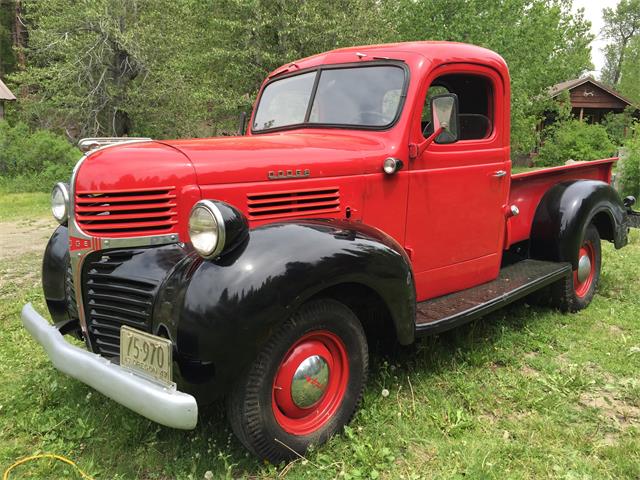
(51, 182, 70, 224)
(189, 199, 227, 259)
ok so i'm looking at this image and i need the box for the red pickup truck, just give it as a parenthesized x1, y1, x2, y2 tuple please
(23, 41, 637, 461)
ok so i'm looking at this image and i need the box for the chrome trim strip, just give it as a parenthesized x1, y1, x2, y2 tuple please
(78, 137, 152, 152)
(22, 303, 198, 429)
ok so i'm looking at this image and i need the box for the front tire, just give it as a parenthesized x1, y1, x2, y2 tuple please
(226, 299, 368, 462)
(550, 223, 601, 312)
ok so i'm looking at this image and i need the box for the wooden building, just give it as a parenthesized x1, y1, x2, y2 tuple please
(0, 78, 16, 119)
(548, 76, 637, 123)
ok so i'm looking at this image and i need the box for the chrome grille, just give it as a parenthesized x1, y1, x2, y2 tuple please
(83, 251, 156, 357)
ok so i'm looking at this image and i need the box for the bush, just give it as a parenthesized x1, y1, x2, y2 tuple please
(534, 120, 616, 168)
(619, 126, 640, 199)
(602, 107, 636, 147)
(0, 120, 81, 192)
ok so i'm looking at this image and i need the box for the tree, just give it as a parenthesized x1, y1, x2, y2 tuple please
(0, 0, 17, 77)
(617, 35, 640, 103)
(600, 0, 640, 86)
(127, 0, 393, 138)
(11, 0, 391, 138)
(10, 0, 147, 137)
(385, 0, 593, 155)
(10, 0, 593, 153)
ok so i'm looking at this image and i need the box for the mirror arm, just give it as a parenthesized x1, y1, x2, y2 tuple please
(409, 126, 443, 160)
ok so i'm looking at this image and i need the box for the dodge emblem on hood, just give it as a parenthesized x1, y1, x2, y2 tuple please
(268, 169, 311, 180)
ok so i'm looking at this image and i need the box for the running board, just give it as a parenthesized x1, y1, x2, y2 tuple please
(415, 259, 571, 335)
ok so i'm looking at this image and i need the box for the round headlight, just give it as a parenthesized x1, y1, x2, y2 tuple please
(188, 200, 225, 259)
(51, 182, 69, 224)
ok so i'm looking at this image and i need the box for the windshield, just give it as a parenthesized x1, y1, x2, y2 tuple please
(252, 65, 406, 132)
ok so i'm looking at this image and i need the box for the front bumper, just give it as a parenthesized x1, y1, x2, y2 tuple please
(21, 303, 198, 429)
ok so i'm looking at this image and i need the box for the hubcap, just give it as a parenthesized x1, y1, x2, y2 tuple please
(577, 254, 592, 283)
(272, 330, 349, 436)
(574, 241, 596, 298)
(291, 355, 329, 408)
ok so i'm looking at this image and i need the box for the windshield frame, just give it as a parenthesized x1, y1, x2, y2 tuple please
(250, 60, 410, 135)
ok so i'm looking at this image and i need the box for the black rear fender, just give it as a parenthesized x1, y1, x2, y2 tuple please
(530, 180, 629, 267)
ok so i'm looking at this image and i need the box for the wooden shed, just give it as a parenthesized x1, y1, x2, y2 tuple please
(548, 76, 638, 123)
(0, 78, 16, 119)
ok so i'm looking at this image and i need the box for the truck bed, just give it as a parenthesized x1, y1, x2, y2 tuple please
(507, 158, 617, 247)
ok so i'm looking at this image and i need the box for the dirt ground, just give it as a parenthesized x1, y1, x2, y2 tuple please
(0, 218, 55, 290)
(0, 218, 54, 262)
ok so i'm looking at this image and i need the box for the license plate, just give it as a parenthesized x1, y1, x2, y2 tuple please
(120, 326, 173, 386)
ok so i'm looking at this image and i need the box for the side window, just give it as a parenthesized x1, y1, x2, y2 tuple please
(421, 74, 493, 141)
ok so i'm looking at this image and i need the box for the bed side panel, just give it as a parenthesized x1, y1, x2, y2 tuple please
(508, 158, 616, 247)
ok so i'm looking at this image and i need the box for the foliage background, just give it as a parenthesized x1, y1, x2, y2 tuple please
(1, 0, 639, 188)
(0, 0, 637, 191)
(3, 0, 595, 153)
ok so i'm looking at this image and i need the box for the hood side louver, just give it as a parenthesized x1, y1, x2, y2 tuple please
(247, 187, 340, 220)
(75, 186, 178, 237)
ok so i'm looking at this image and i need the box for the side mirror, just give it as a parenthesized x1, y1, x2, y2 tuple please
(430, 93, 459, 144)
(237, 111, 247, 136)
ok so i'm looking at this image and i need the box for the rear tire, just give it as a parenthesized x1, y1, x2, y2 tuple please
(226, 299, 368, 462)
(549, 223, 601, 312)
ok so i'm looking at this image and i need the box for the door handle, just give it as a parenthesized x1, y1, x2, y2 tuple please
(492, 170, 507, 178)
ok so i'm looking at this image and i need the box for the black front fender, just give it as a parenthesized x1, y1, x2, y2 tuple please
(42, 225, 79, 330)
(530, 180, 629, 267)
(158, 220, 415, 396)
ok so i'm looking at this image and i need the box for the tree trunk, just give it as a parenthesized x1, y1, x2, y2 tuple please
(12, 0, 26, 68)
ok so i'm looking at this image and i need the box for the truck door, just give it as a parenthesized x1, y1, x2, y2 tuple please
(405, 64, 510, 301)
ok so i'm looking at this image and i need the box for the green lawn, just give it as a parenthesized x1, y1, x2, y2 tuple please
(1, 193, 639, 479)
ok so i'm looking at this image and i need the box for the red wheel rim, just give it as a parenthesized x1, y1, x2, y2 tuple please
(272, 330, 349, 436)
(574, 241, 595, 298)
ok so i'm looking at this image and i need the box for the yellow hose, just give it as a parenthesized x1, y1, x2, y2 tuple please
(3, 453, 94, 480)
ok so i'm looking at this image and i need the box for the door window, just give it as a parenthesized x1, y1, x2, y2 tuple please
(421, 74, 493, 141)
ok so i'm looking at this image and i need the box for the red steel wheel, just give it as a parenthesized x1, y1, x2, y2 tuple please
(272, 331, 349, 435)
(549, 223, 601, 312)
(226, 299, 368, 462)
(573, 241, 596, 298)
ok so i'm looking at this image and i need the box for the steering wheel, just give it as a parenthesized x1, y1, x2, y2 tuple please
(359, 111, 389, 125)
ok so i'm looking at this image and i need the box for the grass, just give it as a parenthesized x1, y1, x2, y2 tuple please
(0, 190, 49, 221)
(1, 192, 639, 479)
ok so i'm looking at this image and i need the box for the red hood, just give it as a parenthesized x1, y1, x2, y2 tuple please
(160, 131, 387, 185)
(74, 141, 200, 240)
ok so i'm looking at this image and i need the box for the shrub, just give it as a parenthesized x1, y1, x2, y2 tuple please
(619, 126, 640, 199)
(534, 120, 616, 168)
(602, 107, 636, 147)
(0, 120, 81, 192)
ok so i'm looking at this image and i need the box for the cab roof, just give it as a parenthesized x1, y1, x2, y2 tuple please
(268, 41, 509, 79)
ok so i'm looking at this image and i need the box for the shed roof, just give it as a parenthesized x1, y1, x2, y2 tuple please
(548, 76, 634, 107)
(0, 78, 16, 101)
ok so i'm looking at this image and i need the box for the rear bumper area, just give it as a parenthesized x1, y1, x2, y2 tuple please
(21, 303, 198, 429)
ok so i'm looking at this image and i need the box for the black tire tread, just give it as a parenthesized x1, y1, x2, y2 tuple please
(226, 298, 368, 462)
(549, 224, 601, 312)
